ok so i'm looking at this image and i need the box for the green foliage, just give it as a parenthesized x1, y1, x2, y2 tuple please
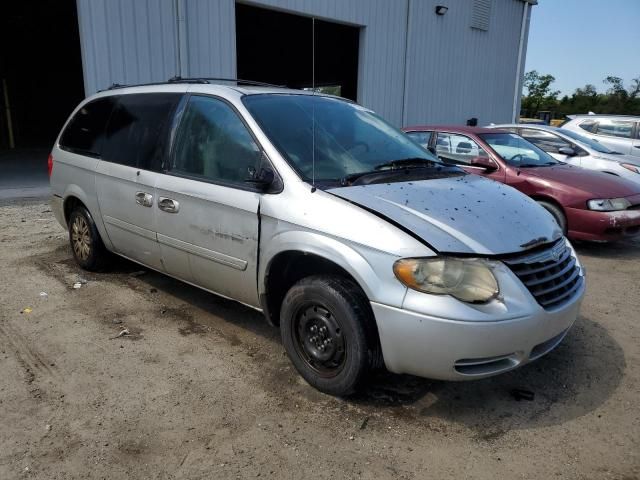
(521, 71, 640, 118)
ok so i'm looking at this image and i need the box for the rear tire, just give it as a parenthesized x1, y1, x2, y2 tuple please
(537, 200, 567, 235)
(68, 206, 110, 271)
(280, 275, 380, 397)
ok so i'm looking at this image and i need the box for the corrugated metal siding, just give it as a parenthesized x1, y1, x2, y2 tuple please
(76, 0, 528, 126)
(76, 0, 178, 94)
(403, 0, 525, 126)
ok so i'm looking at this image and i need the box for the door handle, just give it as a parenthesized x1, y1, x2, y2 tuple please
(158, 197, 179, 213)
(135, 191, 153, 207)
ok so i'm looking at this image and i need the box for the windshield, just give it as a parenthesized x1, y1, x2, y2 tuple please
(242, 94, 441, 182)
(479, 132, 560, 167)
(558, 128, 618, 154)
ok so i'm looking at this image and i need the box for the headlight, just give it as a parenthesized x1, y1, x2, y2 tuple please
(587, 197, 631, 211)
(393, 257, 499, 303)
(621, 163, 640, 174)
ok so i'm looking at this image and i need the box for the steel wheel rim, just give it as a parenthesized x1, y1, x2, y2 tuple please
(292, 303, 346, 378)
(71, 215, 91, 261)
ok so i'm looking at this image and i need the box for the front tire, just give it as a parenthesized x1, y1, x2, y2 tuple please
(68, 205, 110, 271)
(538, 200, 568, 235)
(280, 275, 380, 396)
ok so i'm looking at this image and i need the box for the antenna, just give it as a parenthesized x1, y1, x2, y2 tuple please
(311, 17, 316, 193)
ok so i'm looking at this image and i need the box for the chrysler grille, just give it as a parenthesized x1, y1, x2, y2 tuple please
(505, 240, 583, 309)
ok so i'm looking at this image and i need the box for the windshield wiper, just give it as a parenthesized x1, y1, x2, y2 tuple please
(374, 157, 440, 170)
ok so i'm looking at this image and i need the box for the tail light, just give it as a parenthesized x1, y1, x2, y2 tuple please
(47, 153, 54, 177)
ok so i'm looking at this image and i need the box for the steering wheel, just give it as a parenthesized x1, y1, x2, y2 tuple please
(510, 154, 525, 165)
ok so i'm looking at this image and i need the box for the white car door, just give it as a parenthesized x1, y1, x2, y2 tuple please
(154, 94, 265, 307)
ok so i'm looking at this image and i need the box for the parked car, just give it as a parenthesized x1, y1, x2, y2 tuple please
(50, 82, 584, 396)
(487, 124, 640, 185)
(403, 126, 640, 242)
(561, 114, 640, 157)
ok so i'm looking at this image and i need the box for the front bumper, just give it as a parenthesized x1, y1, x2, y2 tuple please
(371, 278, 585, 381)
(567, 206, 640, 242)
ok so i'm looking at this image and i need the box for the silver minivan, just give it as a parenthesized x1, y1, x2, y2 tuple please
(50, 81, 585, 396)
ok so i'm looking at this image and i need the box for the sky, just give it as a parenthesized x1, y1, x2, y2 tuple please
(525, 0, 640, 97)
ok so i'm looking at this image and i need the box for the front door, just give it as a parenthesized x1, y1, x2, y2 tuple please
(95, 93, 182, 271)
(434, 132, 505, 182)
(155, 95, 264, 307)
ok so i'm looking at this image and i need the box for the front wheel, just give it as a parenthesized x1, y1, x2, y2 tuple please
(537, 200, 568, 235)
(280, 275, 380, 397)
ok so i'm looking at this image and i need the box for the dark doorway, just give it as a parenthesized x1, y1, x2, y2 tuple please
(235, 3, 360, 101)
(0, 0, 85, 151)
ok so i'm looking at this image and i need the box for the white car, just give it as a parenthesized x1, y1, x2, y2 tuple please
(560, 115, 640, 157)
(488, 124, 640, 186)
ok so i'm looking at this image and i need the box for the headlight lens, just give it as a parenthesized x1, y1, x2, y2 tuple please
(621, 163, 640, 174)
(393, 257, 499, 303)
(587, 197, 631, 211)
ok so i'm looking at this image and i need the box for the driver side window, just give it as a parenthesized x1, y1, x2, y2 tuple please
(171, 95, 262, 186)
(434, 133, 489, 165)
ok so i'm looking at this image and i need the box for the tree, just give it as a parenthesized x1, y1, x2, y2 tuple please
(521, 70, 560, 114)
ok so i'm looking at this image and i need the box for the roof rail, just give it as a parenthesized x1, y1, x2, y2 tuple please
(168, 76, 286, 88)
(99, 77, 286, 93)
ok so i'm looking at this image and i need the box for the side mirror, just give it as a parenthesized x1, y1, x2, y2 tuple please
(470, 156, 498, 171)
(558, 146, 576, 156)
(245, 166, 275, 190)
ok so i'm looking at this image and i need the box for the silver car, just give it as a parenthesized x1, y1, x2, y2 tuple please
(488, 124, 640, 185)
(49, 81, 585, 396)
(561, 115, 640, 157)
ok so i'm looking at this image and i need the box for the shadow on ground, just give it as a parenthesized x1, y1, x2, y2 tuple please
(35, 242, 626, 438)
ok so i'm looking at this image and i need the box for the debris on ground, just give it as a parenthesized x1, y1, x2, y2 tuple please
(73, 282, 82, 289)
(360, 417, 370, 430)
(129, 270, 147, 278)
(39, 292, 48, 299)
(112, 318, 123, 325)
(20, 307, 33, 314)
(510, 388, 535, 401)
(110, 328, 130, 340)
(45, 424, 51, 431)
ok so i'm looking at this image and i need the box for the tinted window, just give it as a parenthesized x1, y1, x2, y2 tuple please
(170, 95, 262, 185)
(102, 93, 181, 169)
(578, 119, 597, 133)
(406, 131, 432, 147)
(59, 97, 116, 157)
(595, 119, 634, 139)
(242, 94, 440, 182)
(435, 133, 489, 165)
(520, 128, 572, 153)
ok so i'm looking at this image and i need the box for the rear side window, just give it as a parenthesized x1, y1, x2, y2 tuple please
(102, 93, 181, 170)
(578, 120, 597, 133)
(434, 132, 489, 165)
(595, 119, 634, 139)
(59, 97, 116, 157)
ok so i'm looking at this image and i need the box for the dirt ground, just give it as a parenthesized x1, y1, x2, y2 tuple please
(0, 200, 638, 480)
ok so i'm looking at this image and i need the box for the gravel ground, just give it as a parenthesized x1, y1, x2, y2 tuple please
(0, 201, 638, 479)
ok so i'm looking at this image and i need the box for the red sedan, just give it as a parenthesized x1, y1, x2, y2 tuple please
(403, 126, 640, 242)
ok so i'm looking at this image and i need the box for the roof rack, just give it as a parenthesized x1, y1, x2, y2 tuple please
(100, 77, 286, 92)
(168, 76, 286, 88)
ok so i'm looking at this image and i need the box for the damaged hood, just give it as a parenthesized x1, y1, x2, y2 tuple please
(328, 175, 562, 255)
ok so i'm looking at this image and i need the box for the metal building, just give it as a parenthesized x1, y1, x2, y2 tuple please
(0, 0, 534, 150)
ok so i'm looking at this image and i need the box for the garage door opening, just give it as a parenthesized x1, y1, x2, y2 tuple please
(0, 0, 84, 151)
(235, 3, 360, 101)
